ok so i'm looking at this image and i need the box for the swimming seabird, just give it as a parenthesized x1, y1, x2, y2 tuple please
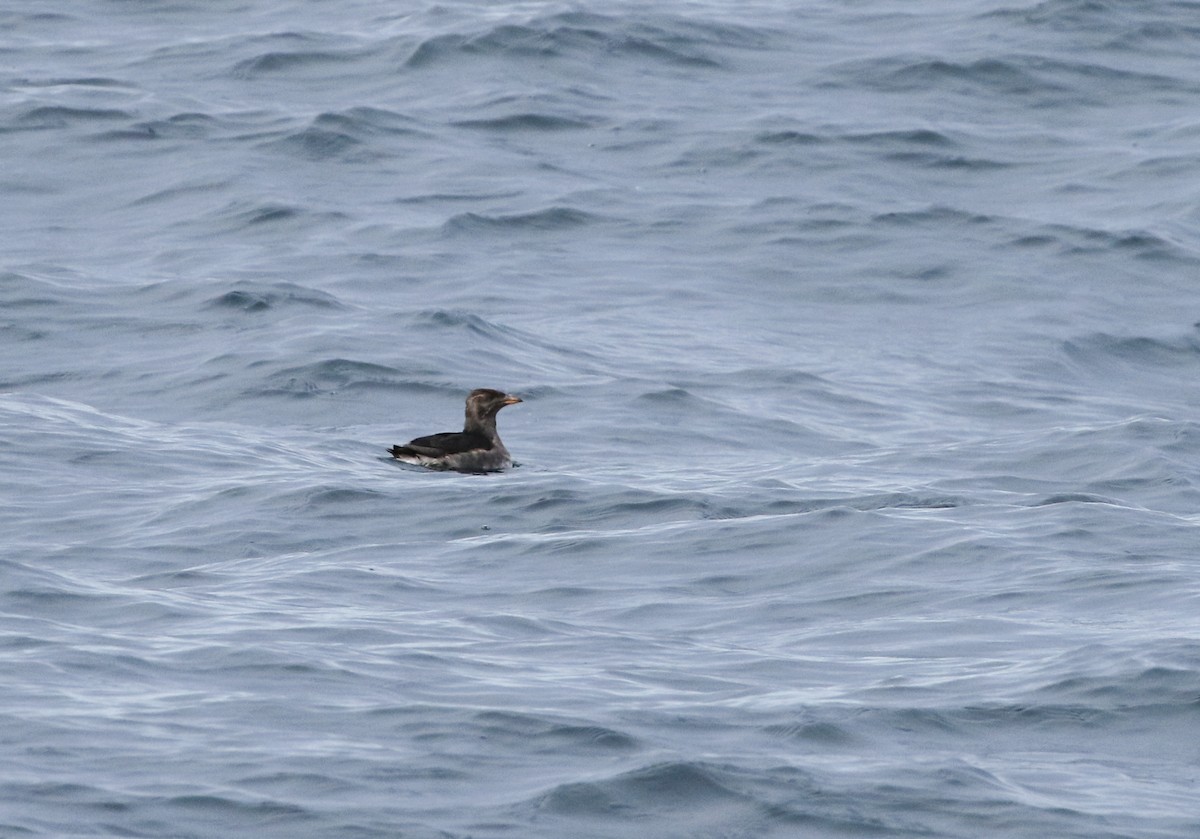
(388, 388, 522, 473)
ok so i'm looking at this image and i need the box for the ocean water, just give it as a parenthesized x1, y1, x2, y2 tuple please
(3, 1, 1200, 836)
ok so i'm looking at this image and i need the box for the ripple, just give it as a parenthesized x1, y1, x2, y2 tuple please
(452, 112, 597, 131)
(1063, 331, 1200, 369)
(257, 358, 405, 396)
(441, 207, 603, 234)
(14, 105, 134, 130)
(530, 761, 747, 817)
(403, 14, 740, 71)
(205, 282, 345, 313)
(264, 126, 363, 160)
(231, 49, 360, 78)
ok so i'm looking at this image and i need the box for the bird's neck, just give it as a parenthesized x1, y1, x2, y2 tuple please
(464, 413, 498, 439)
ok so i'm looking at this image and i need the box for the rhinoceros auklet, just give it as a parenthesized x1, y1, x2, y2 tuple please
(388, 388, 522, 473)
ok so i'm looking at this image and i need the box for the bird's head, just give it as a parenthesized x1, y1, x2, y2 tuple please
(466, 388, 522, 422)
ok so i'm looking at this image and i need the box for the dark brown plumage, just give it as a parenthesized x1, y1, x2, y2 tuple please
(388, 388, 522, 472)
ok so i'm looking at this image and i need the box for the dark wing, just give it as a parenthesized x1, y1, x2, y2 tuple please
(390, 431, 493, 458)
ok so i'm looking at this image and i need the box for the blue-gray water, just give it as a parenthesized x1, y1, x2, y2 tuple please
(3, 1, 1200, 837)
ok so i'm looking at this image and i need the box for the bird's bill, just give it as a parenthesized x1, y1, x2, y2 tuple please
(502, 395, 523, 405)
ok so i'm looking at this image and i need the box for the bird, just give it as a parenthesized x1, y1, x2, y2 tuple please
(388, 388, 522, 473)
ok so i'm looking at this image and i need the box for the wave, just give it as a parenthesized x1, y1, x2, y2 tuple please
(986, 0, 1200, 49)
(395, 189, 524, 206)
(391, 309, 612, 383)
(204, 282, 346, 313)
(674, 126, 997, 174)
(451, 112, 596, 131)
(402, 12, 758, 72)
(450, 486, 968, 556)
(405, 309, 507, 334)
(230, 48, 362, 79)
(516, 753, 1129, 836)
(754, 129, 824, 146)
(200, 199, 349, 233)
(260, 108, 428, 161)
(528, 761, 749, 817)
(10, 75, 134, 90)
(1035, 664, 1200, 708)
(1045, 224, 1192, 262)
(470, 709, 639, 752)
(441, 206, 604, 234)
(824, 55, 1055, 97)
(127, 176, 232, 208)
(257, 358, 408, 397)
(1028, 492, 1123, 507)
(101, 112, 222, 144)
(749, 126, 1012, 173)
(0, 270, 67, 309)
(762, 720, 857, 745)
(263, 125, 363, 161)
(872, 205, 995, 228)
(828, 52, 1200, 106)
(309, 106, 425, 137)
(1062, 331, 1200, 370)
(10, 105, 135, 131)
